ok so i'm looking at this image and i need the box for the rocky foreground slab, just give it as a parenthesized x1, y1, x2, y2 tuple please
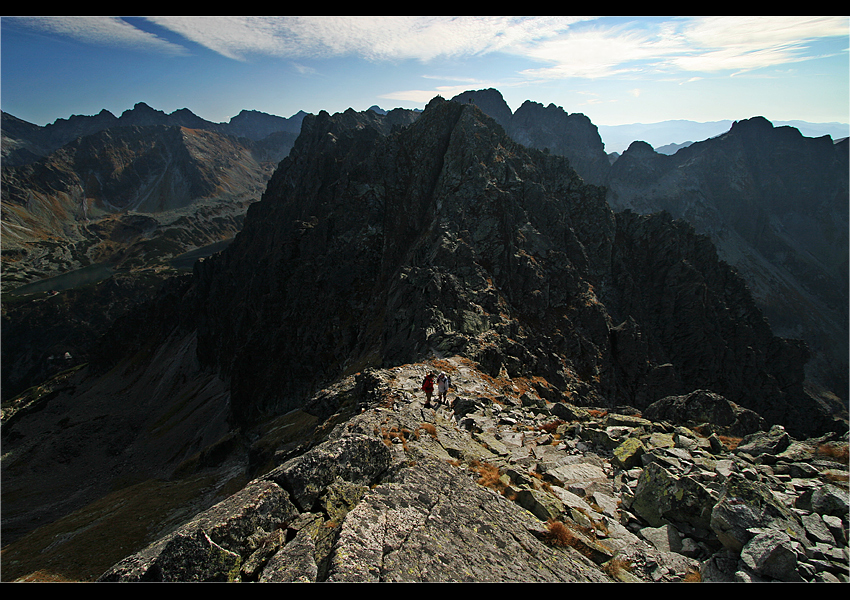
(99, 358, 849, 583)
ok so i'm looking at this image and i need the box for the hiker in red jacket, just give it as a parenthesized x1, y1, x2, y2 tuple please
(421, 372, 436, 408)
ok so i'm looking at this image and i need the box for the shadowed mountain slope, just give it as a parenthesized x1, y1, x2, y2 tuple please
(1, 97, 844, 578)
(178, 97, 826, 435)
(450, 88, 849, 403)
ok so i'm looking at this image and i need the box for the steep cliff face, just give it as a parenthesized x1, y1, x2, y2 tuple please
(451, 89, 847, 404)
(451, 89, 611, 186)
(182, 97, 825, 436)
(606, 118, 849, 399)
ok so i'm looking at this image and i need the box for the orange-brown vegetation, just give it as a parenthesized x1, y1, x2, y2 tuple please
(824, 471, 850, 485)
(380, 425, 411, 451)
(418, 423, 438, 439)
(538, 419, 564, 434)
(602, 557, 635, 580)
(469, 460, 516, 500)
(529, 470, 554, 494)
(817, 443, 849, 464)
(428, 358, 458, 374)
(541, 519, 610, 563)
(717, 435, 742, 450)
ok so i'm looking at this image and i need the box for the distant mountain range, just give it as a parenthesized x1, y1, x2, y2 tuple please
(598, 119, 849, 155)
(0, 102, 307, 167)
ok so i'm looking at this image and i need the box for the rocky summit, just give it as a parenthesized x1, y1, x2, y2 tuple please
(95, 359, 848, 583)
(1, 96, 847, 583)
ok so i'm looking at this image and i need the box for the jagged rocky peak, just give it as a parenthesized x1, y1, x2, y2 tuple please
(450, 88, 610, 186)
(181, 95, 831, 437)
(227, 108, 305, 138)
(188, 96, 606, 422)
(604, 111, 849, 403)
(728, 115, 778, 134)
(118, 101, 168, 125)
(450, 88, 514, 125)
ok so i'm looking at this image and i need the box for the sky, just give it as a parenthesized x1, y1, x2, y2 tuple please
(2, 16, 848, 136)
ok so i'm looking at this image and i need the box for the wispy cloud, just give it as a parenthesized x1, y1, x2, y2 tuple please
(669, 16, 849, 74)
(8, 16, 190, 56)
(516, 16, 849, 80)
(144, 16, 590, 62)
(11, 15, 848, 79)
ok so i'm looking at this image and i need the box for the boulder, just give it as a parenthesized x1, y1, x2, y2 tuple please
(611, 437, 646, 470)
(643, 390, 764, 436)
(263, 434, 391, 511)
(98, 479, 297, 581)
(735, 425, 791, 458)
(631, 462, 716, 531)
(739, 529, 801, 582)
(710, 475, 807, 552)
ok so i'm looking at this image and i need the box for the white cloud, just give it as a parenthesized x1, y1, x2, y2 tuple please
(13, 15, 848, 80)
(9, 16, 189, 55)
(511, 16, 849, 80)
(145, 16, 591, 62)
(669, 16, 850, 74)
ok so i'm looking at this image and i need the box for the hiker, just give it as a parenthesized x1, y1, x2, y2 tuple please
(421, 372, 436, 408)
(436, 372, 451, 405)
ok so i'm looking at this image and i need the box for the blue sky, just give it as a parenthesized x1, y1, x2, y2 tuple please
(2, 16, 848, 133)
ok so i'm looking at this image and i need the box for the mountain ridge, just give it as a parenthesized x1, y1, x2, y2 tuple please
(448, 88, 849, 403)
(1, 94, 847, 583)
(1, 103, 307, 167)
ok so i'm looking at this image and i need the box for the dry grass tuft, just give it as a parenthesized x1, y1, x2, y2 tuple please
(469, 460, 515, 500)
(470, 460, 502, 488)
(429, 358, 458, 374)
(419, 423, 438, 439)
(541, 519, 614, 564)
(717, 435, 742, 450)
(817, 443, 849, 464)
(541, 519, 576, 548)
(603, 557, 634, 580)
(542, 520, 598, 560)
(824, 470, 850, 485)
(380, 426, 411, 451)
(538, 419, 564, 434)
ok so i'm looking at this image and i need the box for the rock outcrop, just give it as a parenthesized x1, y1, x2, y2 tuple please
(451, 89, 611, 186)
(96, 359, 849, 583)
